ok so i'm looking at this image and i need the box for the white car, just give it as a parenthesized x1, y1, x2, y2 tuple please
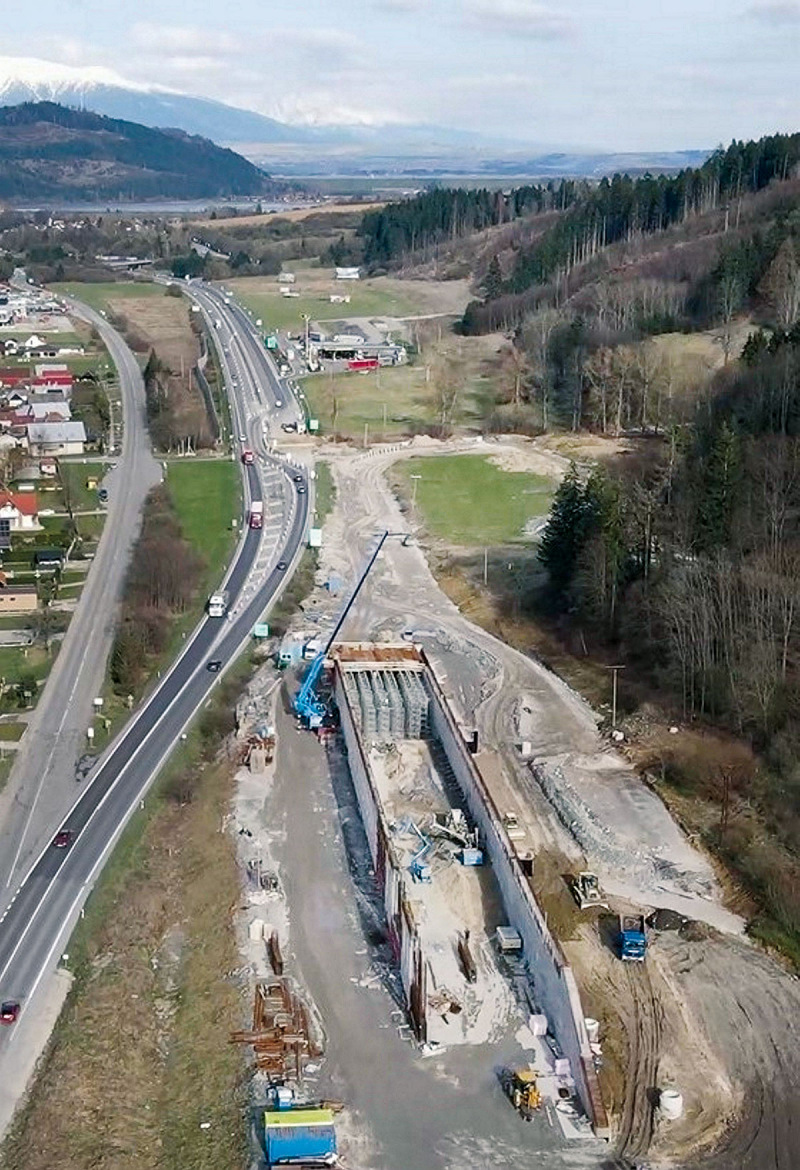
(275, 399, 283, 408)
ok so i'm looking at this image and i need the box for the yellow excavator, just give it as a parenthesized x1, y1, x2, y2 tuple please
(502, 1067, 542, 1121)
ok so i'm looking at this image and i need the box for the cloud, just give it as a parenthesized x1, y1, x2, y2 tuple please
(130, 23, 242, 58)
(466, 0, 577, 38)
(373, 0, 426, 9)
(746, 1, 800, 21)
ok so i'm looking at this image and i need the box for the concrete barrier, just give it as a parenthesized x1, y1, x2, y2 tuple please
(420, 655, 609, 1138)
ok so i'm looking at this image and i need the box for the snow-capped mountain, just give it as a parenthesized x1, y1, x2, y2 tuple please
(0, 57, 708, 177)
(0, 56, 305, 146)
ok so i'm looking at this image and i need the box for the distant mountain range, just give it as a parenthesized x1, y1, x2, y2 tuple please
(0, 57, 712, 178)
(0, 102, 277, 202)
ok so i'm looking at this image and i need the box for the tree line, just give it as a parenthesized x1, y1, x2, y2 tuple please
(359, 182, 581, 266)
(461, 132, 800, 334)
(537, 330, 800, 945)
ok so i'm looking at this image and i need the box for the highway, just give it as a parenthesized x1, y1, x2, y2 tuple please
(0, 280, 309, 1109)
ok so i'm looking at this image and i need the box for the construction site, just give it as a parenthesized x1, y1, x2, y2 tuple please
(331, 642, 608, 1138)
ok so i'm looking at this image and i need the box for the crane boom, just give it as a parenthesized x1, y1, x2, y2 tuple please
(294, 531, 390, 726)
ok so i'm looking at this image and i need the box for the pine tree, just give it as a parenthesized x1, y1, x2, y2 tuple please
(538, 463, 592, 603)
(483, 254, 503, 299)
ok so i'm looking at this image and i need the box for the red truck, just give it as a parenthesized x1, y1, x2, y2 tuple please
(241, 449, 255, 465)
(347, 358, 379, 371)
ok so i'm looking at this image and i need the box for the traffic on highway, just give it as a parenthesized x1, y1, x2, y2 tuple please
(0, 281, 309, 1054)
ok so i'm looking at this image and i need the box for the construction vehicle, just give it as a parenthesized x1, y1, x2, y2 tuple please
(570, 871, 608, 910)
(619, 913, 647, 961)
(294, 531, 390, 728)
(503, 812, 525, 841)
(502, 1067, 541, 1121)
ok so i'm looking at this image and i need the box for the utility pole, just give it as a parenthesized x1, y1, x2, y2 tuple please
(483, 547, 488, 586)
(604, 664, 626, 730)
(411, 473, 422, 510)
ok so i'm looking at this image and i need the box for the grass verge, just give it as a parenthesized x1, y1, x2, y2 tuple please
(0, 700, 249, 1170)
(165, 459, 240, 596)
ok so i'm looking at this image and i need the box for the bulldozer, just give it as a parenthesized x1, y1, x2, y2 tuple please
(570, 871, 608, 911)
(502, 1067, 542, 1121)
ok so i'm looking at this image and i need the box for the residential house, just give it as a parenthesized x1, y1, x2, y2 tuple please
(26, 420, 86, 456)
(2, 392, 28, 411)
(0, 367, 27, 389)
(30, 400, 71, 421)
(0, 491, 40, 532)
(31, 370, 73, 397)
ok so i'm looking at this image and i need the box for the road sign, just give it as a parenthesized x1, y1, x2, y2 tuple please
(265, 335, 278, 350)
(253, 622, 270, 638)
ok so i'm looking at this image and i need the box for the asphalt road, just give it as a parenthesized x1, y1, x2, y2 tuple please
(0, 301, 161, 894)
(0, 282, 309, 1071)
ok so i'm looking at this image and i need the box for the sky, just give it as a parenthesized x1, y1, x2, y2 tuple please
(3, 0, 799, 150)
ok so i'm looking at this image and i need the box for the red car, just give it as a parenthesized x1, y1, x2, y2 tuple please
(0, 1001, 20, 1025)
(53, 830, 73, 848)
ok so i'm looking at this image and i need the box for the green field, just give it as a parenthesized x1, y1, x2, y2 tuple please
(228, 279, 419, 333)
(165, 459, 241, 588)
(301, 366, 483, 441)
(399, 454, 554, 546)
(51, 281, 166, 314)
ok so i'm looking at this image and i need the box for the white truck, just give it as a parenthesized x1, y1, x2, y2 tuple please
(207, 590, 229, 618)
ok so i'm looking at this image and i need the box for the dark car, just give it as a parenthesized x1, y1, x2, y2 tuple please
(98, 488, 108, 502)
(206, 660, 222, 673)
(292, 473, 304, 483)
(52, 830, 73, 848)
(297, 485, 307, 494)
(0, 1001, 20, 1025)
(276, 561, 287, 571)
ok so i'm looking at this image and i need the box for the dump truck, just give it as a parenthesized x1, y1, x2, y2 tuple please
(619, 913, 647, 961)
(570, 871, 608, 910)
(502, 1067, 541, 1121)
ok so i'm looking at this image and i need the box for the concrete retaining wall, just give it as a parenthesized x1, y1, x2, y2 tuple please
(421, 657, 609, 1137)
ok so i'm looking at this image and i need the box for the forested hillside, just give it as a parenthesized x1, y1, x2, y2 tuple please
(0, 101, 280, 201)
(360, 129, 800, 958)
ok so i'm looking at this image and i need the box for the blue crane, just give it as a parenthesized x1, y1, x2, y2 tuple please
(294, 530, 390, 727)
